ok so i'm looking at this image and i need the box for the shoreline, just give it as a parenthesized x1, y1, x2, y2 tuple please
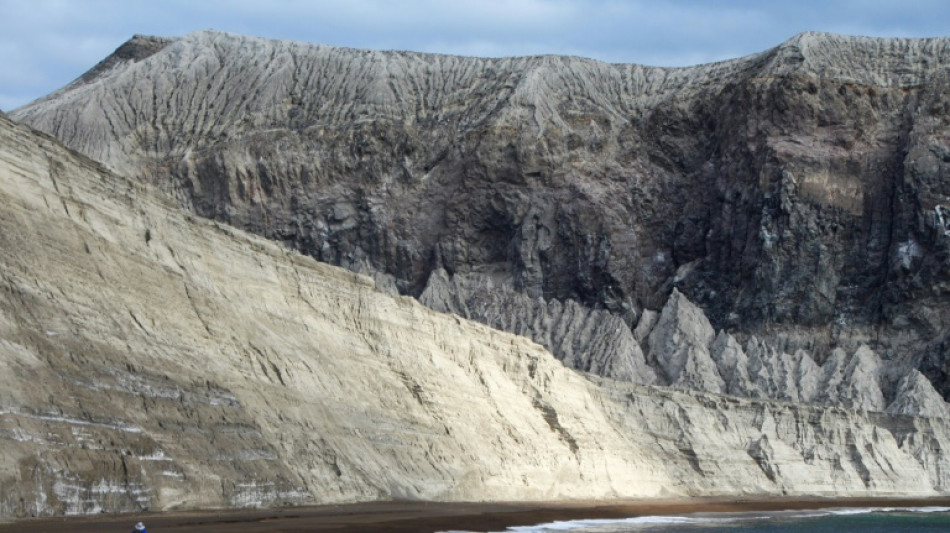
(2, 496, 950, 532)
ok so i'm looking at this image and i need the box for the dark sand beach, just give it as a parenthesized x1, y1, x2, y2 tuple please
(3, 497, 950, 533)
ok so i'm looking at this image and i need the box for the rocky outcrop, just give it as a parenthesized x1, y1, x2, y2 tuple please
(3, 112, 950, 518)
(645, 289, 724, 393)
(888, 370, 950, 418)
(11, 31, 950, 410)
(641, 289, 950, 416)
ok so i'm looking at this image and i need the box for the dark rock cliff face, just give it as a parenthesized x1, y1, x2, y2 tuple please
(12, 31, 950, 409)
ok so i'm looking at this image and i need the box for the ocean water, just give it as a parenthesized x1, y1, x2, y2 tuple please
(446, 507, 950, 533)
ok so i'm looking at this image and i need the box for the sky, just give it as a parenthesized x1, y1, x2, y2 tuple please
(1, 0, 949, 111)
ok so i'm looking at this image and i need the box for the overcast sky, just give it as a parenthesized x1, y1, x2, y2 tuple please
(2, 0, 948, 111)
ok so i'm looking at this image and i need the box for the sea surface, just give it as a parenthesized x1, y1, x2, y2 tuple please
(445, 506, 950, 533)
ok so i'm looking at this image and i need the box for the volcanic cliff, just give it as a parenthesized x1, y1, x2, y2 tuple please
(6, 30, 950, 517)
(14, 31, 950, 415)
(1, 109, 950, 519)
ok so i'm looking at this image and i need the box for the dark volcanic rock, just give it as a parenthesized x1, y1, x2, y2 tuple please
(11, 31, 950, 410)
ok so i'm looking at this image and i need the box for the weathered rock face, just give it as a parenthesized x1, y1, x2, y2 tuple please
(3, 112, 950, 519)
(637, 289, 948, 415)
(419, 268, 657, 383)
(11, 31, 950, 410)
(645, 290, 724, 393)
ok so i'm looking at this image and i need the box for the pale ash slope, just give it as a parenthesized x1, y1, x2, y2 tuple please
(1, 114, 950, 518)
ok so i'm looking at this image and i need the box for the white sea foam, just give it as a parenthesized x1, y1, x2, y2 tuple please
(825, 508, 875, 516)
(496, 514, 736, 532)
(826, 506, 950, 515)
(439, 506, 950, 533)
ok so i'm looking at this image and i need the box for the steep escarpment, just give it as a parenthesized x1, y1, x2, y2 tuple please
(12, 31, 950, 411)
(2, 112, 950, 520)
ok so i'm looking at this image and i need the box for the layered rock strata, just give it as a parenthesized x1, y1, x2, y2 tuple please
(2, 113, 950, 518)
(12, 31, 950, 410)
